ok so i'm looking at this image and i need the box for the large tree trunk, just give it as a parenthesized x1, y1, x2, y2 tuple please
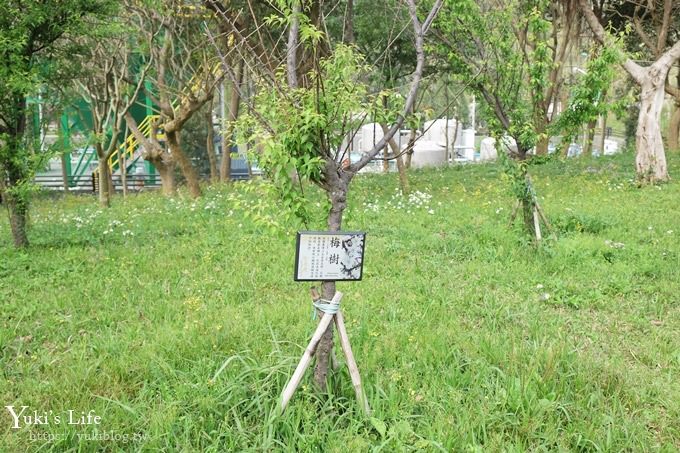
(636, 75, 669, 182)
(167, 130, 202, 198)
(151, 157, 176, 196)
(220, 60, 244, 182)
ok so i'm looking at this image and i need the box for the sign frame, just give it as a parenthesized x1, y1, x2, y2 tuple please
(294, 231, 367, 282)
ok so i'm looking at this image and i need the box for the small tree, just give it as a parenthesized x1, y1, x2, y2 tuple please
(224, 0, 442, 390)
(433, 0, 567, 238)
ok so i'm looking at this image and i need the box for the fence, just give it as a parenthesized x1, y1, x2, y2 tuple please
(34, 174, 161, 192)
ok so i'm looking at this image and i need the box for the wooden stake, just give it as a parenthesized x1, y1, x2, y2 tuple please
(533, 205, 542, 241)
(334, 310, 370, 415)
(280, 291, 343, 413)
(535, 202, 553, 233)
(311, 287, 339, 371)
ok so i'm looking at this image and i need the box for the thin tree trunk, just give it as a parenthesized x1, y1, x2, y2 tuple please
(381, 123, 410, 194)
(97, 156, 111, 208)
(206, 100, 218, 184)
(313, 171, 348, 391)
(343, 0, 355, 44)
(61, 153, 70, 192)
(598, 112, 608, 155)
(287, 1, 300, 89)
(669, 100, 680, 152)
(3, 192, 29, 248)
(636, 76, 669, 182)
(220, 59, 244, 182)
(121, 148, 128, 198)
(405, 128, 417, 169)
(167, 130, 201, 198)
(518, 153, 535, 237)
(583, 119, 596, 156)
(382, 96, 389, 173)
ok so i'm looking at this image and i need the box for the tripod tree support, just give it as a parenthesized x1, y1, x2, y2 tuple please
(280, 291, 370, 415)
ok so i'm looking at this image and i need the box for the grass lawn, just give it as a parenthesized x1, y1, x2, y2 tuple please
(1, 152, 679, 451)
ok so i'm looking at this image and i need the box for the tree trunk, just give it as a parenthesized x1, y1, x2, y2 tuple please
(583, 119, 596, 156)
(167, 130, 202, 198)
(121, 149, 128, 198)
(220, 59, 244, 182)
(206, 103, 218, 184)
(153, 158, 176, 196)
(60, 153, 70, 192)
(636, 76, 669, 183)
(381, 123, 410, 194)
(381, 96, 389, 173)
(405, 128, 417, 169)
(343, 0, 355, 44)
(3, 192, 29, 248)
(98, 156, 111, 208)
(313, 174, 348, 391)
(669, 100, 680, 153)
(598, 112, 608, 155)
(535, 115, 549, 155)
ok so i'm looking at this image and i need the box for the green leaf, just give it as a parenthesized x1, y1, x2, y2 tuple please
(369, 417, 387, 438)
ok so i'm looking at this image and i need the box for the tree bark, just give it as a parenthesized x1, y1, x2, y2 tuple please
(583, 119, 596, 157)
(167, 130, 202, 198)
(343, 0, 355, 44)
(61, 153, 70, 192)
(636, 75, 669, 182)
(313, 165, 349, 391)
(535, 114, 549, 155)
(3, 192, 28, 248)
(220, 59, 244, 182)
(669, 100, 680, 153)
(97, 155, 111, 208)
(153, 157, 176, 196)
(598, 112, 608, 155)
(405, 127, 417, 169)
(381, 123, 410, 194)
(287, 1, 300, 89)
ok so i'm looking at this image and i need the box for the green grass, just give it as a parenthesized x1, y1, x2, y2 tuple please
(1, 152, 680, 451)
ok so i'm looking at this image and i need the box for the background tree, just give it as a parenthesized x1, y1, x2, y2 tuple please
(0, 0, 112, 247)
(127, 1, 224, 197)
(71, 14, 153, 207)
(433, 0, 571, 237)
(578, 0, 680, 182)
